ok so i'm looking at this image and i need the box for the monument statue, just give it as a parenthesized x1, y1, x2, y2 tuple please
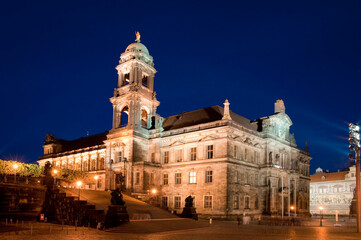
(181, 195, 197, 220)
(110, 188, 125, 206)
(185, 195, 194, 208)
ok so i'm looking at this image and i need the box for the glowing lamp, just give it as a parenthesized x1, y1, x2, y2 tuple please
(76, 181, 82, 187)
(151, 188, 157, 194)
(53, 169, 58, 174)
(94, 175, 99, 180)
(13, 164, 18, 169)
(319, 206, 323, 210)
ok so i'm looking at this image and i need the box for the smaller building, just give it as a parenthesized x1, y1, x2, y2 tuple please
(310, 166, 357, 215)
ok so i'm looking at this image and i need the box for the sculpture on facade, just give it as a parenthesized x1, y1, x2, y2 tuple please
(135, 31, 141, 42)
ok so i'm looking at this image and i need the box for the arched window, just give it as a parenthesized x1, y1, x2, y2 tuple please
(142, 74, 148, 88)
(141, 108, 148, 128)
(98, 158, 105, 170)
(119, 106, 129, 127)
(90, 159, 96, 171)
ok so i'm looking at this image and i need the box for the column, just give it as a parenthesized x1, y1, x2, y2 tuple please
(294, 179, 297, 216)
(281, 176, 284, 218)
(118, 73, 124, 87)
(112, 105, 117, 129)
(288, 177, 291, 216)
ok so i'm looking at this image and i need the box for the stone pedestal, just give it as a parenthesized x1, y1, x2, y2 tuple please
(181, 207, 198, 220)
(105, 205, 129, 228)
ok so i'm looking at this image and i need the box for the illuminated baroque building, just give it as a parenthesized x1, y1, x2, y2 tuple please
(38, 34, 311, 218)
(310, 166, 356, 216)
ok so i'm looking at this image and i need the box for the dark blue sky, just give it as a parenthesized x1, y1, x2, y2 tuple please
(1, 0, 360, 173)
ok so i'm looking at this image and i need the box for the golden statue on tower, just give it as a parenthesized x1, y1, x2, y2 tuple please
(135, 31, 141, 42)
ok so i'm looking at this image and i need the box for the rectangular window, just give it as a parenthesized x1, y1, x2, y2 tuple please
(245, 148, 248, 160)
(205, 170, 213, 183)
(234, 171, 239, 183)
(207, 145, 214, 159)
(163, 174, 168, 185)
(151, 153, 155, 163)
(189, 172, 197, 184)
(190, 147, 197, 161)
(176, 149, 183, 162)
(135, 172, 140, 185)
(162, 196, 168, 208)
(255, 197, 259, 209)
(175, 173, 182, 184)
(204, 196, 212, 208)
(150, 173, 154, 185)
(163, 151, 169, 164)
(234, 145, 238, 158)
(244, 196, 250, 209)
(174, 196, 181, 208)
(233, 195, 239, 209)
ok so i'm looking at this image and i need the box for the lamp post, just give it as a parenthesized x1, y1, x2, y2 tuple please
(151, 188, 157, 205)
(348, 123, 361, 232)
(123, 157, 127, 191)
(53, 169, 58, 186)
(94, 175, 99, 191)
(13, 164, 18, 183)
(76, 181, 82, 200)
(290, 205, 294, 215)
(319, 206, 323, 226)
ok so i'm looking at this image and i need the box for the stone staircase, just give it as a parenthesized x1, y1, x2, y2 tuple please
(47, 188, 107, 228)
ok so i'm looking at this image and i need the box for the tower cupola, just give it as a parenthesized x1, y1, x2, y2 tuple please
(110, 32, 159, 130)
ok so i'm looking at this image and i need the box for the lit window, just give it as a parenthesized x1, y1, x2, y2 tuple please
(204, 196, 212, 208)
(189, 172, 197, 184)
(163, 151, 169, 164)
(190, 147, 197, 161)
(207, 145, 214, 159)
(163, 174, 168, 185)
(174, 196, 181, 208)
(175, 173, 182, 184)
(205, 170, 213, 183)
(176, 149, 183, 162)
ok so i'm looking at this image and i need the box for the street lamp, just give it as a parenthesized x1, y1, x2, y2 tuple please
(94, 175, 99, 191)
(76, 181, 82, 199)
(348, 123, 361, 232)
(319, 206, 324, 226)
(290, 205, 295, 215)
(53, 169, 58, 186)
(151, 188, 157, 195)
(13, 163, 18, 183)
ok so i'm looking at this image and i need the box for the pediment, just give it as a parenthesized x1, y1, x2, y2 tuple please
(198, 135, 217, 142)
(169, 140, 185, 146)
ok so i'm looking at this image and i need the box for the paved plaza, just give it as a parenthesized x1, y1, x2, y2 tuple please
(1, 219, 361, 240)
(1, 189, 360, 239)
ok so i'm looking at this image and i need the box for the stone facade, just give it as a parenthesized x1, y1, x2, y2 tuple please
(38, 35, 311, 218)
(310, 166, 357, 216)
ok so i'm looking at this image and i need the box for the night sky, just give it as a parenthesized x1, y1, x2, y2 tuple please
(1, 0, 360, 174)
